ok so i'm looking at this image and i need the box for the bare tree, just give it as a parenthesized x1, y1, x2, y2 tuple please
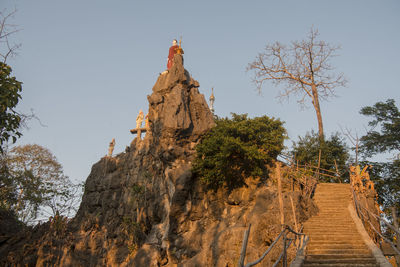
(248, 28, 347, 140)
(0, 8, 21, 63)
(340, 125, 360, 164)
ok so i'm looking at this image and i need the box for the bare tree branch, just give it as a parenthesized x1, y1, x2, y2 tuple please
(0, 8, 21, 63)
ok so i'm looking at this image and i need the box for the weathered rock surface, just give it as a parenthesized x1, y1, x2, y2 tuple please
(0, 55, 316, 267)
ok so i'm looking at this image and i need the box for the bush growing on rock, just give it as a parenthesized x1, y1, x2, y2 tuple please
(192, 114, 286, 190)
(291, 131, 349, 182)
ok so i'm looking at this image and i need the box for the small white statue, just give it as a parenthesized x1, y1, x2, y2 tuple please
(136, 110, 144, 129)
(145, 114, 149, 129)
(108, 138, 115, 157)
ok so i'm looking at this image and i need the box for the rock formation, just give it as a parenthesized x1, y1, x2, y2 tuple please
(0, 54, 315, 267)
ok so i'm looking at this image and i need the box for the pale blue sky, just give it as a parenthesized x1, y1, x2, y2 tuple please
(2, 0, 400, 183)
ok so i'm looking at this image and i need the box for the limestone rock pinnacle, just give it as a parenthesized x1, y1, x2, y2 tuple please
(147, 54, 215, 146)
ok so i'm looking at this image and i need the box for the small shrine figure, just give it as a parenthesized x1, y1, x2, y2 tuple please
(145, 114, 149, 129)
(136, 110, 144, 129)
(209, 87, 215, 114)
(108, 138, 115, 157)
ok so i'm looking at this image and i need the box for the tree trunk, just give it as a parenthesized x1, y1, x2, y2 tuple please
(311, 84, 324, 140)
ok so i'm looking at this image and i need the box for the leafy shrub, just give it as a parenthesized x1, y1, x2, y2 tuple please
(192, 114, 286, 190)
(291, 131, 349, 182)
(121, 216, 145, 253)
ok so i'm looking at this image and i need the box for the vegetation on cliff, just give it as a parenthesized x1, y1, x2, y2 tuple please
(192, 113, 286, 190)
(291, 131, 349, 182)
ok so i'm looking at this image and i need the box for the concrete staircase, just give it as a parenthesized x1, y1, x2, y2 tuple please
(302, 183, 378, 266)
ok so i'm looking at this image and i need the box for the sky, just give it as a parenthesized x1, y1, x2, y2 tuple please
(1, 0, 400, 184)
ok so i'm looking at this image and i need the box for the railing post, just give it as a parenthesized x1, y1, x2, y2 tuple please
(392, 207, 400, 266)
(282, 229, 287, 267)
(238, 224, 251, 267)
(276, 162, 285, 228)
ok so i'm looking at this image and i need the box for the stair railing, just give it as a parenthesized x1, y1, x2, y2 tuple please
(350, 165, 400, 259)
(237, 225, 308, 267)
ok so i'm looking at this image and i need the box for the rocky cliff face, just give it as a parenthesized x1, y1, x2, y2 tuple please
(0, 55, 315, 267)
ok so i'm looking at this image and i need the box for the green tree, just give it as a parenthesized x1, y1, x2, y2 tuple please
(0, 9, 23, 151)
(0, 62, 22, 151)
(248, 28, 347, 140)
(291, 131, 349, 182)
(359, 99, 400, 209)
(360, 99, 400, 155)
(3, 144, 82, 223)
(192, 114, 286, 190)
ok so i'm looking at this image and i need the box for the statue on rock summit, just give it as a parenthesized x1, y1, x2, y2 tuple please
(107, 138, 115, 157)
(167, 39, 179, 70)
(162, 38, 184, 75)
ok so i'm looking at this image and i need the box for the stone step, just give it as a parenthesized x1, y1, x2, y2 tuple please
(310, 218, 353, 221)
(304, 257, 376, 263)
(304, 225, 357, 229)
(312, 214, 351, 217)
(314, 201, 351, 204)
(304, 229, 358, 233)
(304, 221, 356, 225)
(302, 263, 378, 267)
(314, 198, 351, 201)
(314, 192, 352, 195)
(305, 224, 355, 228)
(315, 191, 351, 193)
(305, 220, 354, 224)
(315, 189, 351, 191)
(306, 254, 374, 260)
(314, 201, 350, 204)
(315, 194, 350, 196)
(306, 249, 371, 255)
(317, 183, 350, 186)
(307, 243, 368, 250)
(315, 202, 352, 205)
(314, 208, 351, 211)
(308, 240, 367, 245)
(315, 192, 351, 194)
(311, 215, 351, 218)
(313, 205, 350, 208)
(306, 216, 353, 219)
(304, 225, 356, 228)
(304, 224, 355, 228)
(307, 232, 361, 239)
(313, 204, 350, 208)
(316, 184, 351, 188)
(306, 235, 362, 242)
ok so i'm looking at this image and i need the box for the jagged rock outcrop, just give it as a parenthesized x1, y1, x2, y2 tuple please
(0, 55, 316, 267)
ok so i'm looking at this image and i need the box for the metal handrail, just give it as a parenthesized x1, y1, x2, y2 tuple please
(357, 200, 400, 236)
(272, 238, 293, 267)
(239, 225, 308, 267)
(356, 203, 400, 256)
(351, 185, 400, 256)
(243, 229, 285, 267)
